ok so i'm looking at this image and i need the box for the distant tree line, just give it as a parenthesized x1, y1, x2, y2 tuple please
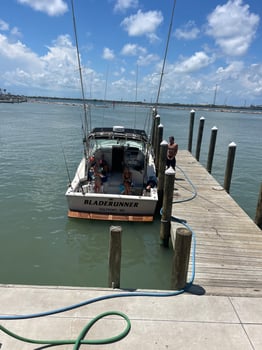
(0, 88, 27, 103)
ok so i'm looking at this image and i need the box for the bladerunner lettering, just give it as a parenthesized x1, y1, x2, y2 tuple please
(84, 199, 139, 208)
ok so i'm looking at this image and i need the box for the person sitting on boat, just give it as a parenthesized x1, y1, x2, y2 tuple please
(88, 156, 96, 181)
(99, 154, 109, 176)
(145, 175, 158, 192)
(123, 166, 132, 195)
(93, 165, 103, 193)
(166, 136, 178, 169)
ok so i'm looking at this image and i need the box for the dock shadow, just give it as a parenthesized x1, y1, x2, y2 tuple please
(185, 284, 206, 296)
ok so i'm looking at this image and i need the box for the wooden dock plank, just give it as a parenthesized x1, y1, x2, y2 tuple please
(171, 150, 262, 297)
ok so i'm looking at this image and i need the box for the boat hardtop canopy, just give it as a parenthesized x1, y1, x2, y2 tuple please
(87, 126, 150, 153)
(88, 127, 149, 143)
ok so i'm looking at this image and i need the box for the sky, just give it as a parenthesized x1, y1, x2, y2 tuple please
(0, 0, 262, 106)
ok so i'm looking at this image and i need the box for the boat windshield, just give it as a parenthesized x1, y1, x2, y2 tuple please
(89, 138, 145, 153)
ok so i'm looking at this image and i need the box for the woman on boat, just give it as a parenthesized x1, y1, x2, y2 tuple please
(91, 161, 103, 193)
(123, 166, 132, 195)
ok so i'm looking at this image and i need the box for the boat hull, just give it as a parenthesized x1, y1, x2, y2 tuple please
(66, 190, 158, 221)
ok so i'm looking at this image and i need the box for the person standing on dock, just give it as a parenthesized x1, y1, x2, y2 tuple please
(166, 136, 178, 169)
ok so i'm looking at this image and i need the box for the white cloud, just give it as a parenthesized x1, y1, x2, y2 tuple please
(0, 33, 42, 71)
(0, 19, 9, 31)
(114, 0, 139, 13)
(0, 19, 22, 39)
(216, 61, 244, 80)
(10, 27, 23, 37)
(175, 21, 200, 40)
(0, 33, 80, 93)
(216, 61, 262, 98)
(102, 47, 115, 60)
(206, 0, 260, 56)
(121, 43, 146, 56)
(43, 35, 77, 68)
(121, 10, 163, 37)
(113, 67, 126, 77)
(137, 53, 159, 67)
(17, 0, 68, 16)
(175, 52, 214, 73)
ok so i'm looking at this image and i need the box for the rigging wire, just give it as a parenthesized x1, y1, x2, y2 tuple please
(133, 64, 138, 129)
(70, 0, 90, 134)
(155, 0, 177, 107)
(61, 145, 72, 187)
(101, 64, 109, 128)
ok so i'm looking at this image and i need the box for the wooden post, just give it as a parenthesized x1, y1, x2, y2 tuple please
(255, 183, 262, 229)
(155, 123, 163, 173)
(195, 116, 205, 161)
(153, 114, 160, 155)
(160, 167, 176, 247)
(188, 109, 195, 153)
(224, 142, 236, 193)
(157, 140, 168, 208)
(171, 227, 192, 290)
(108, 225, 122, 288)
(206, 126, 218, 173)
(150, 108, 158, 146)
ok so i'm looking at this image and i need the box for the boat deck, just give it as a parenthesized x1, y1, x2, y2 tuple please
(171, 150, 262, 297)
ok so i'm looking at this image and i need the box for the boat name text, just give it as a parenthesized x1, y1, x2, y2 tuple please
(84, 200, 139, 208)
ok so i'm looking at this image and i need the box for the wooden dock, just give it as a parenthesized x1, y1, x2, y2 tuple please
(171, 150, 262, 297)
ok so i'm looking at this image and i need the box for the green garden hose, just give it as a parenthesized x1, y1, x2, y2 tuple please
(0, 310, 131, 349)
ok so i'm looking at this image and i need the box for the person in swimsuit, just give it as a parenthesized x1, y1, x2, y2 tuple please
(166, 136, 178, 169)
(123, 166, 132, 195)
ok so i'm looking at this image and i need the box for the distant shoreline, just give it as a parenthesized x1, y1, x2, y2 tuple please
(26, 97, 262, 115)
(2, 95, 262, 114)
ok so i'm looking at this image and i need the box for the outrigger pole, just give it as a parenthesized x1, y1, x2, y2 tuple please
(155, 0, 177, 107)
(70, 0, 91, 137)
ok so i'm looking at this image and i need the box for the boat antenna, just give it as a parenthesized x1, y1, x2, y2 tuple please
(70, 0, 90, 135)
(155, 0, 177, 107)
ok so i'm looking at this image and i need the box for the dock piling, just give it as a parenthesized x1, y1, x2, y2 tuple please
(150, 108, 158, 146)
(171, 227, 192, 290)
(108, 225, 122, 288)
(255, 183, 262, 229)
(188, 109, 195, 153)
(206, 126, 218, 173)
(224, 142, 236, 193)
(157, 140, 168, 208)
(160, 167, 176, 247)
(195, 116, 205, 161)
(152, 114, 160, 154)
(155, 123, 163, 173)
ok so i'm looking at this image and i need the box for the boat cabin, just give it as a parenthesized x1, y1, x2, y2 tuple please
(83, 126, 155, 195)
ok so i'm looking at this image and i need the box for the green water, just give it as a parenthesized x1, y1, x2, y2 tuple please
(0, 102, 261, 289)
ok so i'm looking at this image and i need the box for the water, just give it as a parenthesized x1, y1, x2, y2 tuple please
(0, 102, 261, 290)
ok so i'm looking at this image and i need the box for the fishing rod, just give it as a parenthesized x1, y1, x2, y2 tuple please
(62, 146, 72, 188)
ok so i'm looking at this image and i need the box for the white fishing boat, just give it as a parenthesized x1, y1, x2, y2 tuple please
(66, 0, 177, 221)
(66, 123, 158, 221)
